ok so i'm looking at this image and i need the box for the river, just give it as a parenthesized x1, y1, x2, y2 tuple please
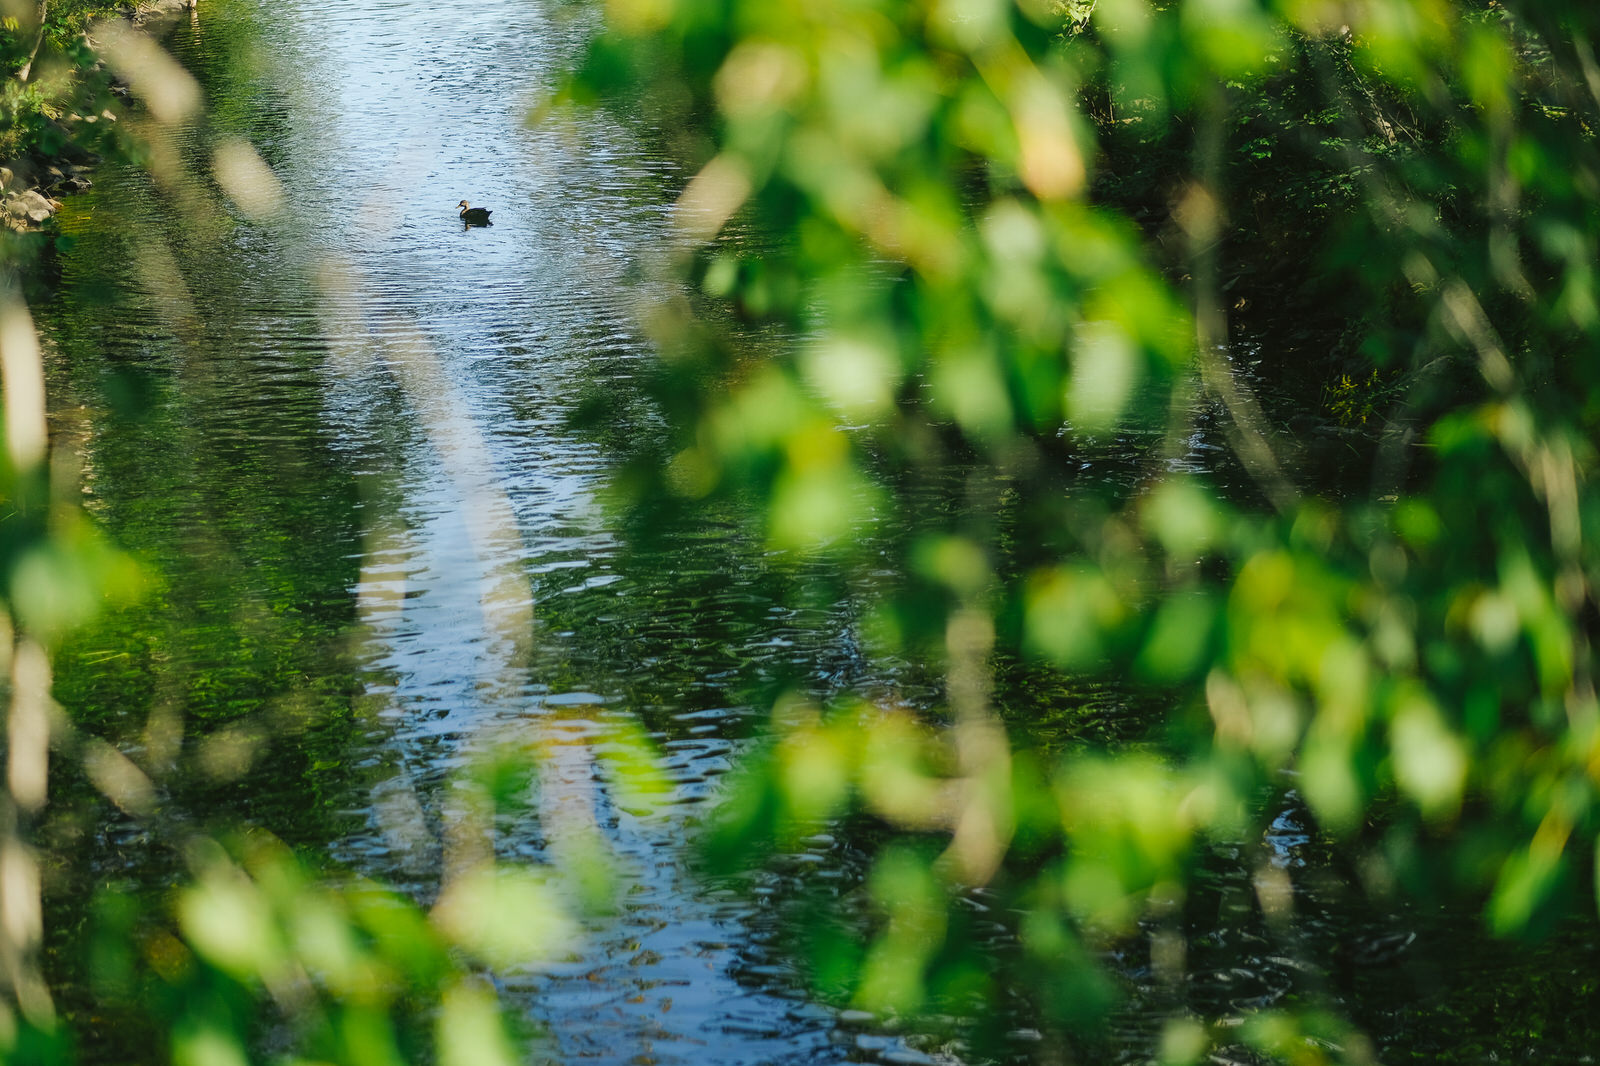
(29, 0, 1600, 1063)
(39, 0, 950, 1061)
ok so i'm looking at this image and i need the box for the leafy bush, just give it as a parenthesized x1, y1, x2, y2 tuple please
(558, 0, 1600, 1057)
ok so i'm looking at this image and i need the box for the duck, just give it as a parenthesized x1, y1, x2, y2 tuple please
(458, 200, 492, 226)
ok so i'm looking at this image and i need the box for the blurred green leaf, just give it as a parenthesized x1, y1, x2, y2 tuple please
(432, 866, 579, 971)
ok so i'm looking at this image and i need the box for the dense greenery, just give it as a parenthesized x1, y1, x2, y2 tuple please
(561, 0, 1600, 1057)
(1, 4, 573, 1063)
(0, 0, 128, 160)
(5, 0, 1600, 1062)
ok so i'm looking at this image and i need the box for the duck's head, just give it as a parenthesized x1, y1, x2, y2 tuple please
(458, 200, 470, 208)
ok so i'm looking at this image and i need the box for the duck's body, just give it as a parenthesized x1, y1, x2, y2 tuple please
(458, 200, 492, 226)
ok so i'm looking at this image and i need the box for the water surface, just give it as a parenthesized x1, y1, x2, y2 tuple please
(34, 2, 1600, 1064)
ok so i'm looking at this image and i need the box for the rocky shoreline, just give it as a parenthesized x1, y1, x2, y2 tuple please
(2, 161, 98, 232)
(1, 0, 196, 232)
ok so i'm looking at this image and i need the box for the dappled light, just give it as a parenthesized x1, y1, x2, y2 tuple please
(5, 0, 1600, 1062)
(562, 0, 1600, 1056)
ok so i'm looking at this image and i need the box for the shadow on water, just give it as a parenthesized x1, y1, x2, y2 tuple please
(29, 0, 1600, 1064)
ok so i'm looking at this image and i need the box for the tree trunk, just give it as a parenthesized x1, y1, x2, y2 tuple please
(16, 1, 47, 83)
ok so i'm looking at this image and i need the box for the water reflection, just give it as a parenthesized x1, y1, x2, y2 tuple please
(32, 0, 1600, 1064)
(46, 0, 928, 1061)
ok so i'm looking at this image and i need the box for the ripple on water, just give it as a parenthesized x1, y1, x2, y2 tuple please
(48, 1, 1563, 1063)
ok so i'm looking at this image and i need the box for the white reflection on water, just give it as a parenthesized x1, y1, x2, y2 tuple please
(189, 1, 944, 1062)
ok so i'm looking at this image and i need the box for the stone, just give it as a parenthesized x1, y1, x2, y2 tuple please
(4, 190, 57, 224)
(132, 0, 199, 28)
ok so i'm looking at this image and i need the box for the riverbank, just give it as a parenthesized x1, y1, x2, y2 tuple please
(1, 0, 195, 233)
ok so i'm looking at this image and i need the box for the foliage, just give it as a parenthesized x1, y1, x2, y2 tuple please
(1324, 368, 1399, 427)
(561, 0, 1600, 1057)
(0, 5, 568, 1062)
(0, 1, 124, 160)
(0, 429, 572, 1063)
(7, 0, 1600, 1061)
(87, 834, 532, 1066)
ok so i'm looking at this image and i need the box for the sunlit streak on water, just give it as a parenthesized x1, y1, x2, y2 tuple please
(118, 2, 952, 1062)
(40, 1, 1554, 1063)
